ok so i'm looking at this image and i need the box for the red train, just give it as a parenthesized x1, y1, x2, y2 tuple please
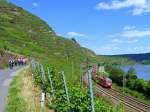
(95, 76, 112, 88)
(91, 65, 112, 88)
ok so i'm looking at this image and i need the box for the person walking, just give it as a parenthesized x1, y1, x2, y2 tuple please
(8, 58, 13, 69)
(12, 59, 14, 68)
(20, 57, 23, 65)
(14, 58, 18, 66)
(18, 58, 21, 66)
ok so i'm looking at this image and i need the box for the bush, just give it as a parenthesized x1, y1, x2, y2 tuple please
(32, 64, 124, 112)
(0, 48, 4, 56)
(108, 67, 125, 86)
(126, 68, 137, 79)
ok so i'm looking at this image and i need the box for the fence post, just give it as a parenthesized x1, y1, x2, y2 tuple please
(40, 64, 46, 81)
(32, 74, 34, 83)
(31, 60, 36, 71)
(40, 92, 45, 112)
(88, 69, 95, 112)
(47, 68, 54, 96)
(61, 71, 70, 103)
(80, 64, 83, 89)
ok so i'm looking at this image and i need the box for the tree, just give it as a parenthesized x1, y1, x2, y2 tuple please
(145, 81, 150, 97)
(148, 80, 150, 84)
(126, 68, 137, 79)
(126, 79, 136, 89)
(134, 79, 146, 93)
(71, 38, 77, 43)
(109, 67, 125, 86)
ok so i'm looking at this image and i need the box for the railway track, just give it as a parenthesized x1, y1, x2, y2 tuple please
(111, 88, 150, 111)
(83, 73, 150, 112)
(96, 85, 150, 112)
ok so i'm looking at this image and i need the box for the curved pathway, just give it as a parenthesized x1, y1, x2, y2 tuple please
(0, 67, 23, 112)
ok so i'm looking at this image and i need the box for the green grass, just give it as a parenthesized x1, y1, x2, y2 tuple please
(0, 56, 8, 69)
(112, 84, 150, 104)
(5, 67, 42, 112)
(5, 70, 27, 112)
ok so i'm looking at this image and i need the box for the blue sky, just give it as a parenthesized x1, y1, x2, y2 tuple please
(9, 0, 150, 55)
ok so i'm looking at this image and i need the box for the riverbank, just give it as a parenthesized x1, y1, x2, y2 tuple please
(105, 65, 150, 105)
(120, 65, 150, 80)
(112, 83, 150, 104)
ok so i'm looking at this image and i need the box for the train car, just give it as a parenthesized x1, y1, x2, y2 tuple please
(95, 76, 112, 88)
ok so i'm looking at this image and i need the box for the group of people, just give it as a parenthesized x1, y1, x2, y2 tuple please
(9, 57, 27, 69)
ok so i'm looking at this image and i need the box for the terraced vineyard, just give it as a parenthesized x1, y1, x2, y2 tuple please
(30, 61, 125, 111)
(0, 0, 136, 111)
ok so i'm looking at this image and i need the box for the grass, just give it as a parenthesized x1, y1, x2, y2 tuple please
(5, 67, 43, 112)
(112, 83, 150, 104)
(0, 56, 8, 69)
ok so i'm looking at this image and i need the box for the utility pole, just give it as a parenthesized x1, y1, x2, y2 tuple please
(122, 60, 126, 111)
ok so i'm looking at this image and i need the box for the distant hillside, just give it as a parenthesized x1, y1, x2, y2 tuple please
(97, 55, 135, 65)
(0, 0, 134, 82)
(110, 53, 150, 61)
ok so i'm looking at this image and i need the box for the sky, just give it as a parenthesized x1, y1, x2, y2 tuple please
(9, 0, 150, 55)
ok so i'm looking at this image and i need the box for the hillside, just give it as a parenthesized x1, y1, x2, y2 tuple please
(110, 53, 150, 62)
(0, 1, 137, 111)
(0, 0, 134, 82)
(0, 0, 98, 81)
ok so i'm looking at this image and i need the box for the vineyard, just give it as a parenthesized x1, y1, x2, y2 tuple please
(0, 1, 135, 112)
(31, 61, 124, 112)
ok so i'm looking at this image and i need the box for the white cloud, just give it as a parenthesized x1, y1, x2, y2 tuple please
(110, 26, 150, 38)
(123, 26, 136, 30)
(93, 44, 123, 54)
(57, 34, 62, 36)
(95, 44, 150, 55)
(120, 29, 150, 38)
(111, 39, 122, 43)
(96, 0, 150, 15)
(111, 38, 138, 43)
(33, 2, 38, 7)
(96, 44, 121, 51)
(127, 46, 150, 53)
(127, 39, 139, 43)
(67, 32, 85, 37)
(110, 26, 146, 44)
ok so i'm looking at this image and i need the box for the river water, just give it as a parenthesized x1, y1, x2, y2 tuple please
(120, 65, 150, 80)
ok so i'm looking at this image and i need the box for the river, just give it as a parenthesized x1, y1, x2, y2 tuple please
(120, 65, 150, 80)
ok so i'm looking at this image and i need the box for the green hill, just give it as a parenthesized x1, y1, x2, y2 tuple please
(0, 1, 136, 111)
(110, 53, 150, 62)
(0, 0, 134, 82)
(0, 0, 97, 81)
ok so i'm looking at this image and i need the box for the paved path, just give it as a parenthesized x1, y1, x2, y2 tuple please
(0, 66, 23, 112)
